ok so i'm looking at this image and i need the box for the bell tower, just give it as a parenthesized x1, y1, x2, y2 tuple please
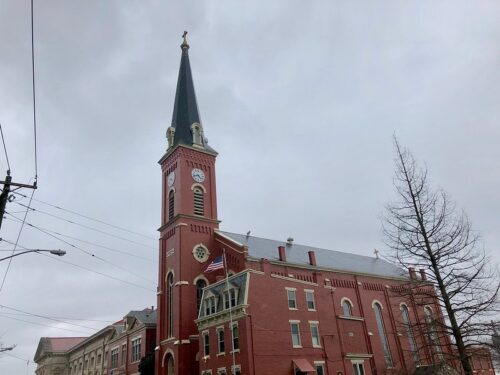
(156, 33, 219, 375)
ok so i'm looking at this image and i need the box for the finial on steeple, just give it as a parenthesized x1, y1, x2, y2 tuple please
(374, 249, 379, 259)
(181, 31, 189, 49)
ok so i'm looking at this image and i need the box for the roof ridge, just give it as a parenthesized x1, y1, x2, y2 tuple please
(219, 230, 387, 263)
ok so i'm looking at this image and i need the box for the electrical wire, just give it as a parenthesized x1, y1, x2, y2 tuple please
(0, 123, 11, 171)
(0, 191, 35, 294)
(0, 229, 155, 291)
(38, 252, 155, 292)
(1, 220, 157, 286)
(11, 191, 156, 240)
(33, 226, 154, 262)
(14, 201, 156, 250)
(3, 352, 32, 364)
(0, 305, 104, 330)
(3, 211, 155, 262)
(0, 309, 114, 323)
(30, 0, 38, 181)
(0, 315, 92, 335)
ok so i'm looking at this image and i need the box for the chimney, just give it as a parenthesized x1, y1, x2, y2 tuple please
(408, 267, 417, 279)
(419, 269, 427, 280)
(278, 246, 286, 261)
(308, 251, 317, 266)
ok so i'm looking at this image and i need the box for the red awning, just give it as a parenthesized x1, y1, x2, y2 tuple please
(293, 358, 315, 372)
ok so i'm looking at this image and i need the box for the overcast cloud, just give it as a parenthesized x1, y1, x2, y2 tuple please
(0, 0, 499, 373)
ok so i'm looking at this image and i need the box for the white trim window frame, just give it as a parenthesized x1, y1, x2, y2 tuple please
(131, 337, 142, 363)
(314, 361, 326, 375)
(351, 360, 365, 375)
(290, 320, 302, 348)
(286, 287, 298, 310)
(309, 321, 321, 348)
(305, 289, 316, 311)
(202, 330, 210, 357)
(217, 326, 225, 355)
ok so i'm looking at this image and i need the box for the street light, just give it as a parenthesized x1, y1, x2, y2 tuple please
(0, 249, 66, 262)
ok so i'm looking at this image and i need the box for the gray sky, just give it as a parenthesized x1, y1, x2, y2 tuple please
(0, 0, 499, 373)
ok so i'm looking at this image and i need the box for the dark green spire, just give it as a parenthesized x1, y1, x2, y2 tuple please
(167, 32, 215, 153)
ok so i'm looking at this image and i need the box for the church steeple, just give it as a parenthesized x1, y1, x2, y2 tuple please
(167, 32, 214, 153)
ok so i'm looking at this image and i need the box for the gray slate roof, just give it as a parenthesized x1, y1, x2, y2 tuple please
(127, 309, 157, 325)
(219, 231, 405, 279)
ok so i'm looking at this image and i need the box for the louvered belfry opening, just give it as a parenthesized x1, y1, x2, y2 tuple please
(193, 187, 204, 216)
(168, 190, 175, 220)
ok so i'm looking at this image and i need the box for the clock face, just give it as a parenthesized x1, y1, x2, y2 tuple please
(191, 168, 205, 183)
(167, 172, 175, 187)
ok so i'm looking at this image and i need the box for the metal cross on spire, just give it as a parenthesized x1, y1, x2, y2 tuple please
(181, 31, 189, 49)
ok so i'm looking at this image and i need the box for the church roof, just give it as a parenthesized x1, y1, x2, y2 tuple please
(218, 231, 405, 279)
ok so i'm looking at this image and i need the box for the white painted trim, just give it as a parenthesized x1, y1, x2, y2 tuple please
(174, 281, 189, 286)
(214, 230, 244, 247)
(341, 297, 354, 308)
(194, 274, 209, 286)
(191, 183, 207, 193)
(372, 300, 383, 309)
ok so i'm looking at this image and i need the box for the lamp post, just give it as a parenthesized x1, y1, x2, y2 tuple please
(0, 249, 66, 262)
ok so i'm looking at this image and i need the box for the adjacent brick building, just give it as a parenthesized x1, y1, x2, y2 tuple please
(34, 308, 156, 375)
(155, 36, 496, 375)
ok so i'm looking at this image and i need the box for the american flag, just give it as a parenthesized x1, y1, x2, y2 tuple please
(205, 255, 224, 273)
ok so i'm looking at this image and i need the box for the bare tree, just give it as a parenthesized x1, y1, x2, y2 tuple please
(383, 137, 500, 375)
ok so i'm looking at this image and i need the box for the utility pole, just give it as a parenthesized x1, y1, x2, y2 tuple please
(0, 170, 37, 231)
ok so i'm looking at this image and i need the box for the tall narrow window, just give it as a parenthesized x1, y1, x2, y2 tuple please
(167, 273, 174, 337)
(305, 290, 316, 310)
(401, 305, 420, 364)
(310, 322, 321, 347)
(231, 324, 239, 351)
(218, 328, 225, 353)
(342, 299, 353, 316)
(287, 289, 297, 309)
(203, 332, 210, 356)
(193, 187, 204, 216)
(424, 306, 443, 360)
(196, 279, 207, 314)
(374, 302, 393, 367)
(290, 321, 302, 347)
(168, 190, 175, 220)
(352, 362, 365, 375)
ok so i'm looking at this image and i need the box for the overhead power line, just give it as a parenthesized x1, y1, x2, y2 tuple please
(0, 228, 155, 292)
(21, 224, 155, 263)
(0, 191, 35, 294)
(0, 123, 11, 172)
(1, 220, 157, 287)
(0, 309, 114, 323)
(0, 315, 92, 335)
(14, 201, 156, 250)
(11, 191, 156, 240)
(30, 0, 38, 181)
(0, 305, 100, 331)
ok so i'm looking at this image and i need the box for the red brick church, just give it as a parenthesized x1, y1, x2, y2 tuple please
(155, 37, 495, 375)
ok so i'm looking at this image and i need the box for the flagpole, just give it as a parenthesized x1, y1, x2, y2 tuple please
(222, 249, 237, 374)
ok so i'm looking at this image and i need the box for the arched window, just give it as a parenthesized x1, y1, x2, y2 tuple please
(168, 190, 175, 221)
(342, 299, 353, 316)
(401, 304, 420, 364)
(193, 187, 204, 216)
(424, 306, 443, 360)
(196, 279, 207, 314)
(167, 273, 174, 338)
(374, 302, 394, 367)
